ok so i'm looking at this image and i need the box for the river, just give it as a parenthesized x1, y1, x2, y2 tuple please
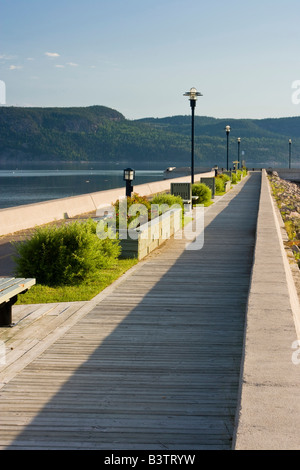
(0, 163, 165, 209)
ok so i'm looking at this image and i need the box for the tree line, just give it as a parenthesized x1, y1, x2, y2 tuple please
(0, 105, 298, 167)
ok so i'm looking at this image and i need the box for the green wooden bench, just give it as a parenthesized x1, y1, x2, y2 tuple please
(0, 277, 36, 327)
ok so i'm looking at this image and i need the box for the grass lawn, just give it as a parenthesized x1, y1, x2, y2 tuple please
(16, 258, 138, 304)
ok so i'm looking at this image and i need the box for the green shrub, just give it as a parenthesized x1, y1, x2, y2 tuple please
(192, 183, 212, 204)
(231, 172, 237, 184)
(215, 173, 231, 194)
(219, 173, 231, 182)
(113, 193, 184, 228)
(151, 193, 184, 215)
(215, 177, 225, 193)
(113, 193, 151, 229)
(12, 219, 120, 286)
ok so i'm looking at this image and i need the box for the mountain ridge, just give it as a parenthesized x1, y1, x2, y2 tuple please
(0, 105, 298, 167)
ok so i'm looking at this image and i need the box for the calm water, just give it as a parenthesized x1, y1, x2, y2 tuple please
(0, 167, 165, 209)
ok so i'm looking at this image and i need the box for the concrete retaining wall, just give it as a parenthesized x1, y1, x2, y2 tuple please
(119, 207, 182, 260)
(233, 170, 300, 450)
(0, 171, 214, 236)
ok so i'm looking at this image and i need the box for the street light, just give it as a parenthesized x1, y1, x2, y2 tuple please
(289, 139, 292, 169)
(123, 168, 135, 198)
(225, 125, 231, 170)
(237, 137, 241, 168)
(183, 87, 203, 184)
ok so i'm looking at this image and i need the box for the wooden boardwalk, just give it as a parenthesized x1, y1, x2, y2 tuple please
(0, 173, 261, 450)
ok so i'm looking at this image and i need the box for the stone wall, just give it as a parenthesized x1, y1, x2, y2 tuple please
(268, 171, 300, 263)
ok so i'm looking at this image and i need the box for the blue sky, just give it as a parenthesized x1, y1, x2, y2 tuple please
(1, 0, 300, 120)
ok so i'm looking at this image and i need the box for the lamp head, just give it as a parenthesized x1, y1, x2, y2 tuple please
(183, 87, 203, 101)
(123, 168, 135, 181)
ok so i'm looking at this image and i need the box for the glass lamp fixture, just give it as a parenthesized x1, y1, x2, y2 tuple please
(184, 87, 203, 102)
(123, 168, 135, 181)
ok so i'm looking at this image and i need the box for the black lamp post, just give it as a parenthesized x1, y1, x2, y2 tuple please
(123, 168, 135, 198)
(225, 125, 231, 170)
(237, 137, 241, 168)
(289, 139, 292, 169)
(183, 87, 203, 184)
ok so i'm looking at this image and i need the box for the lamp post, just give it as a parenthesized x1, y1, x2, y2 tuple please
(237, 137, 241, 169)
(123, 168, 135, 198)
(183, 87, 203, 184)
(225, 125, 231, 170)
(289, 139, 292, 169)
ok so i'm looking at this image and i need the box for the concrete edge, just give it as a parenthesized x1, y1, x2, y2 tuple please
(232, 169, 300, 450)
(231, 171, 262, 450)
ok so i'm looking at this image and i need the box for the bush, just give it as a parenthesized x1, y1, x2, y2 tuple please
(215, 177, 225, 193)
(151, 193, 184, 215)
(215, 174, 231, 194)
(113, 193, 184, 228)
(192, 183, 212, 204)
(13, 219, 121, 286)
(113, 193, 151, 229)
(219, 173, 231, 182)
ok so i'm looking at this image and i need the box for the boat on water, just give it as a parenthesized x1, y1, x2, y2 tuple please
(163, 166, 213, 179)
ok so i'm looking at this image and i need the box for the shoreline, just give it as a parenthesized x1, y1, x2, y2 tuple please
(0, 170, 215, 237)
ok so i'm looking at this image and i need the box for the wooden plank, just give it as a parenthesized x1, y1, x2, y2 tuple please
(0, 174, 261, 450)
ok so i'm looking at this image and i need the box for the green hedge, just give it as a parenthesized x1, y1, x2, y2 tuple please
(192, 183, 212, 204)
(13, 219, 120, 286)
(151, 193, 184, 213)
(215, 174, 231, 193)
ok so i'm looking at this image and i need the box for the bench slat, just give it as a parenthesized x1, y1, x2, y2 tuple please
(0, 278, 16, 290)
(0, 278, 31, 293)
(0, 278, 36, 304)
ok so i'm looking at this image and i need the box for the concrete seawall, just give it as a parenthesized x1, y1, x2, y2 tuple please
(233, 169, 300, 450)
(0, 171, 214, 237)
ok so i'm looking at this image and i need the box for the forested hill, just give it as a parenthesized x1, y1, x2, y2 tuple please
(0, 105, 299, 168)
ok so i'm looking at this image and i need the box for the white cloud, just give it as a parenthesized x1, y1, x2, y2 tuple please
(0, 54, 16, 60)
(45, 52, 60, 58)
(67, 62, 79, 67)
(55, 64, 65, 68)
(9, 65, 23, 70)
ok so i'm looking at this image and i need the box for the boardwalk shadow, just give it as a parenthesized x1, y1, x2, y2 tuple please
(0, 240, 17, 276)
(3, 174, 261, 450)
